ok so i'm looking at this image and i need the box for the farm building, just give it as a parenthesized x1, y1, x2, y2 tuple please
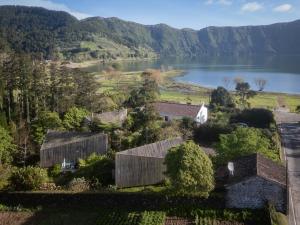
(40, 130, 108, 168)
(218, 154, 287, 212)
(153, 102, 208, 124)
(115, 137, 183, 188)
(85, 108, 127, 126)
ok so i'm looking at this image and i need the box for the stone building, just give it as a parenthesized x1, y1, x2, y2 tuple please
(40, 130, 108, 168)
(153, 102, 208, 124)
(220, 154, 287, 212)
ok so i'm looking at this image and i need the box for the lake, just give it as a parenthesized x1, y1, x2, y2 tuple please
(83, 55, 300, 94)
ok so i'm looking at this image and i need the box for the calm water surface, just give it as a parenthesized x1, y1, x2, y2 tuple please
(84, 55, 300, 94)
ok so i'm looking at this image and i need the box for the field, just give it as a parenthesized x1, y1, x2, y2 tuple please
(94, 69, 300, 111)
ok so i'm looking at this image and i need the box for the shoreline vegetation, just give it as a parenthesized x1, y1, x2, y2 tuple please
(71, 59, 300, 112)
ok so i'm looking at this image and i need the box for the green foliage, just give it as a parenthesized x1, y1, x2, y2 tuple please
(296, 105, 300, 113)
(76, 153, 114, 187)
(210, 86, 235, 108)
(235, 82, 256, 108)
(269, 204, 288, 225)
(139, 211, 166, 225)
(97, 211, 140, 225)
(216, 127, 279, 164)
(194, 121, 233, 146)
(230, 108, 275, 129)
(0, 126, 16, 164)
(49, 164, 62, 178)
(164, 141, 214, 197)
(63, 107, 89, 131)
(9, 166, 48, 190)
(126, 76, 159, 108)
(31, 111, 63, 145)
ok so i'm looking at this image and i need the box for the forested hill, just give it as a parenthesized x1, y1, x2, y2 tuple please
(0, 5, 300, 60)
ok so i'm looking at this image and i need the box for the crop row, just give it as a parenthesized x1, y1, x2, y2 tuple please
(97, 210, 166, 225)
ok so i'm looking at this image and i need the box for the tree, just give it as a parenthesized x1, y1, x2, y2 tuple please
(63, 107, 89, 131)
(126, 74, 159, 108)
(0, 126, 16, 164)
(31, 111, 63, 145)
(215, 127, 278, 164)
(222, 77, 231, 89)
(235, 82, 256, 108)
(164, 141, 214, 197)
(255, 78, 267, 91)
(210, 86, 235, 108)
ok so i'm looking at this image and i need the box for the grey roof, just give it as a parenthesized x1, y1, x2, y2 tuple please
(117, 137, 184, 158)
(153, 102, 201, 118)
(86, 109, 127, 125)
(41, 130, 107, 150)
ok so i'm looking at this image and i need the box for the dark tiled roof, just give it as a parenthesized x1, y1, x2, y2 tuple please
(216, 154, 286, 187)
(41, 130, 107, 150)
(153, 102, 201, 118)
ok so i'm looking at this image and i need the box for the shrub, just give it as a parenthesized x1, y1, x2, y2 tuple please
(194, 121, 232, 145)
(49, 164, 62, 178)
(215, 127, 279, 165)
(9, 166, 48, 191)
(230, 108, 275, 129)
(76, 153, 114, 187)
(164, 141, 214, 197)
(67, 177, 90, 192)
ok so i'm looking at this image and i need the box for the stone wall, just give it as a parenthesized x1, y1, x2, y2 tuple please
(226, 176, 286, 212)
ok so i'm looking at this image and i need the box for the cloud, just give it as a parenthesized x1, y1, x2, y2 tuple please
(205, 0, 232, 6)
(241, 2, 263, 12)
(0, 0, 92, 19)
(273, 4, 293, 13)
(218, 0, 232, 5)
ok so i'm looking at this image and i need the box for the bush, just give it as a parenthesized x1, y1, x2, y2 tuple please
(194, 122, 233, 146)
(165, 141, 214, 197)
(230, 108, 275, 129)
(9, 166, 48, 191)
(49, 164, 62, 178)
(63, 107, 89, 131)
(76, 153, 114, 187)
(67, 177, 90, 192)
(215, 127, 279, 165)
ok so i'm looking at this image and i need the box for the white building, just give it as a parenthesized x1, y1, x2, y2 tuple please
(153, 102, 208, 124)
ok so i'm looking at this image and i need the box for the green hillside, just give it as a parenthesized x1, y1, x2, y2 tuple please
(0, 5, 300, 60)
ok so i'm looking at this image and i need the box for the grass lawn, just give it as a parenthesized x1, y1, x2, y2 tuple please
(94, 69, 300, 111)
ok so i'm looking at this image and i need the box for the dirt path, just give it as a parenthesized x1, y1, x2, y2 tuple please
(277, 96, 287, 108)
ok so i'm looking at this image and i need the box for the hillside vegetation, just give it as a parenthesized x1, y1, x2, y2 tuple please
(0, 6, 300, 61)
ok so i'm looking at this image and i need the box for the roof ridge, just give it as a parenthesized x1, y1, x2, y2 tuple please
(155, 101, 201, 107)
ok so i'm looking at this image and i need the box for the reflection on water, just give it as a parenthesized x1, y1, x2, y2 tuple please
(83, 55, 300, 94)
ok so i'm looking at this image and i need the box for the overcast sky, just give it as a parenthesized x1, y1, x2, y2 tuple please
(1, 0, 299, 29)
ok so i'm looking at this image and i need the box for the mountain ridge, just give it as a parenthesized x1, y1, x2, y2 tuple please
(0, 5, 300, 60)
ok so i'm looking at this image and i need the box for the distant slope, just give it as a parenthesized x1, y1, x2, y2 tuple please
(0, 6, 299, 60)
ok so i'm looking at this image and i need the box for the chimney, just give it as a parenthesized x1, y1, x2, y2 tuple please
(227, 162, 234, 176)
